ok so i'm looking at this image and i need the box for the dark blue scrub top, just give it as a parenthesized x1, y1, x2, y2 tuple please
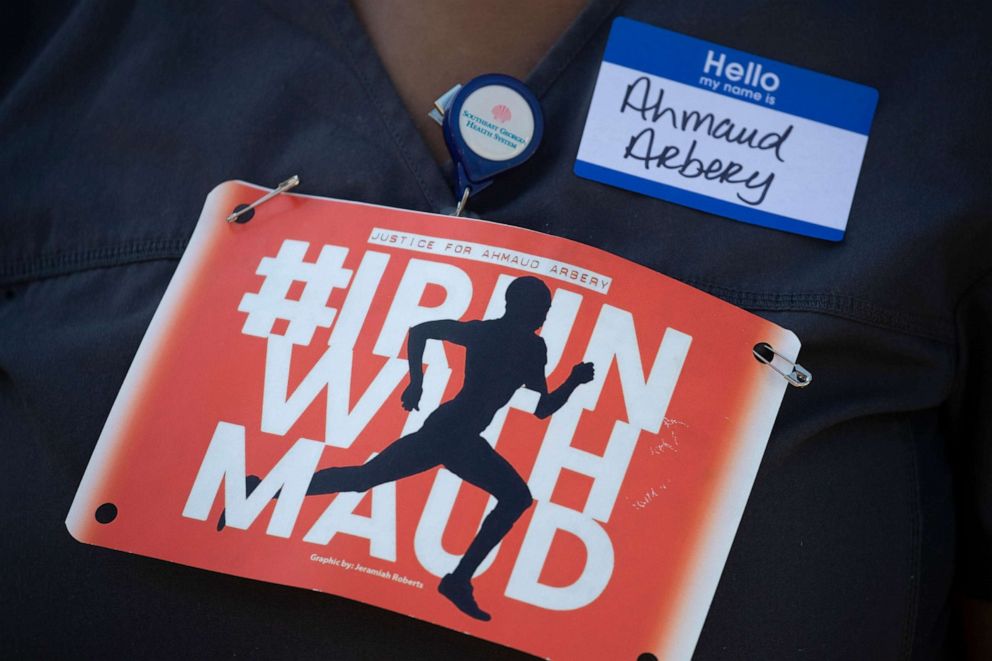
(1, 1, 989, 658)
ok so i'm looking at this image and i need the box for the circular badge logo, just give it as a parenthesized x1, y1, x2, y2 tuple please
(457, 85, 535, 162)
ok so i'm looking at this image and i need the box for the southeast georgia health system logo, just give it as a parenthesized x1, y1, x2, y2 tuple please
(491, 104, 512, 123)
(458, 85, 534, 162)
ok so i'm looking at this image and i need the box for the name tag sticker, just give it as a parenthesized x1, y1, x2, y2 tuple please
(575, 18, 879, 241)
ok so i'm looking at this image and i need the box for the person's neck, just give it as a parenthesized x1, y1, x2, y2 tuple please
(350, 0, 589, 164)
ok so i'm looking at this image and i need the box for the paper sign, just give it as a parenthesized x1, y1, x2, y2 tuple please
(68, 182, 801, 660)
(575, 17, 879, 241)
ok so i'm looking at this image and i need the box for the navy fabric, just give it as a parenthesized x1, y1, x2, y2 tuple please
(1, 0, 989, 658)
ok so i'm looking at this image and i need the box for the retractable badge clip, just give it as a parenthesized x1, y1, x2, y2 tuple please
(429, 74, 544, 216)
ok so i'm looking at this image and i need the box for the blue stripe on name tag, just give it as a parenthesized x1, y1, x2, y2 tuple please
(573, 160, 845, 241)
(604, 18, 878, 136)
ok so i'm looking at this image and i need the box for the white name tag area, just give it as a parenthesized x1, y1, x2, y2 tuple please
(575, 18, 879, 241)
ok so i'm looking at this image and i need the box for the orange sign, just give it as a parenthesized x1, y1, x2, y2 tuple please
(68, 182, 801, 660)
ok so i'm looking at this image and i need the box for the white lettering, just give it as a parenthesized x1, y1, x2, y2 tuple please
(576, 305, 692, 434)
(303, 454, 397, 561)
(261, 338, 407, 447)
(182, 421, 323, 537)
(703, 49, 780, 92)
(373, 258, 473, 366)
(505, 501, 614, 610)
(703, 49, 726, 77)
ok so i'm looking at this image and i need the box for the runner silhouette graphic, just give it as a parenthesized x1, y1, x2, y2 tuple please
(221, 276, 595, 621)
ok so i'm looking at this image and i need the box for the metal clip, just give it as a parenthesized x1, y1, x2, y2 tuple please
(452, 187, 470, 217)
(428, 84, 462, 126)
(752, 342, 812, 388)
(226, 175, 300, 223)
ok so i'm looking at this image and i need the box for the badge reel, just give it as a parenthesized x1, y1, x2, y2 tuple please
(429, 74, 544, 216)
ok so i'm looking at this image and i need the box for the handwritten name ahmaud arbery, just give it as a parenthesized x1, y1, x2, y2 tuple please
(620, 76, 793, 207)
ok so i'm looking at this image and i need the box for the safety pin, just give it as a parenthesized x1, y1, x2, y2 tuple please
(752, 342, 812, 387)
(226, 175, 300, 223)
